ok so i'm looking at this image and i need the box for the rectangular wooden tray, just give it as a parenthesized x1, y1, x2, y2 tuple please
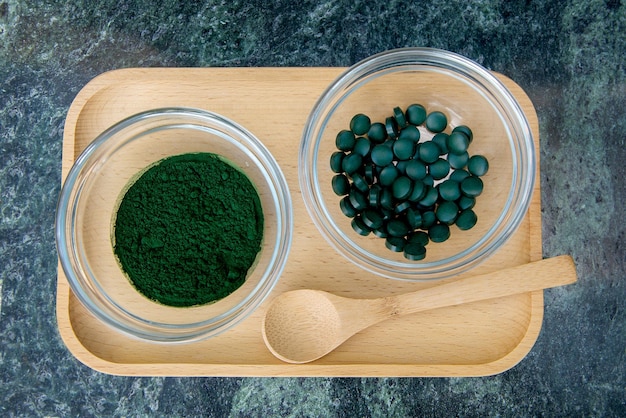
(57, 68, 542, 377)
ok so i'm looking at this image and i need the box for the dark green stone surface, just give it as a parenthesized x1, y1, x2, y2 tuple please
(1, 0, 624, 416)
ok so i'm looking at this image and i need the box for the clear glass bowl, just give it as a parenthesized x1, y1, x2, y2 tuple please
(300, 48, 535, 280)
(56, 108, 293, 342)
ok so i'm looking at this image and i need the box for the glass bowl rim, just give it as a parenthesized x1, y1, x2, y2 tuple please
(56, 107, 293, 343)
(299, 47, 536, 281)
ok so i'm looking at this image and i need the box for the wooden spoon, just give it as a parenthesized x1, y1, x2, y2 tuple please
(262, 255, 576, 364)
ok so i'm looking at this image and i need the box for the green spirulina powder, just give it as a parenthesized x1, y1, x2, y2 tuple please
(113, 152, 264, 307)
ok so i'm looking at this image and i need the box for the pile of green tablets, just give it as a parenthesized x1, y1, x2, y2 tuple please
(330, 104, 489, 261)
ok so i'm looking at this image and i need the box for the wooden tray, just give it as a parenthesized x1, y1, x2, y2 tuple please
(57, 68, 542, 377)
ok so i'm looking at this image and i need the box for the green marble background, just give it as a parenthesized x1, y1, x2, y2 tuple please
(1, 0, 624, 416)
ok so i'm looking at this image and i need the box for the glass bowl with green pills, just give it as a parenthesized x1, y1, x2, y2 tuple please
(56, 108, 293, 342)
(300, 47, 535, 280)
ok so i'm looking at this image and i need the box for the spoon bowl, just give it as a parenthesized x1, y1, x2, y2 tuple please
(263, 290, 343, 363)
(262, 256, 576, 364)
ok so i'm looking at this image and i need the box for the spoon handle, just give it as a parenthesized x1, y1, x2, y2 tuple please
(387, 255, 576, 317)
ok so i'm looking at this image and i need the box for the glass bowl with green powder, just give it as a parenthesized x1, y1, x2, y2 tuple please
(300, 48, 535, 280)
(56, 108, 292, 342)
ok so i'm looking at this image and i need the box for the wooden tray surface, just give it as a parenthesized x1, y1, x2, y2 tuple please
(57, 68, 542, 377)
